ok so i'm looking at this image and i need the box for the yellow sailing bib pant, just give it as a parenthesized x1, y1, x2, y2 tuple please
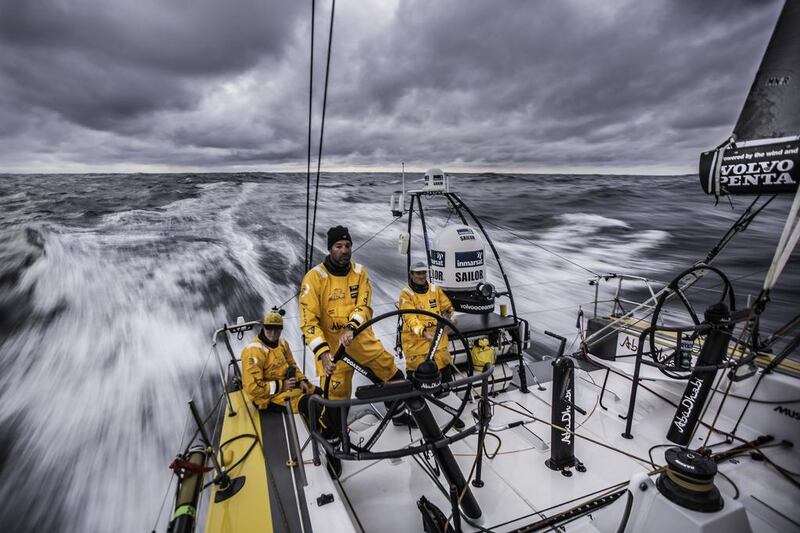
(301, 261, 399, 401)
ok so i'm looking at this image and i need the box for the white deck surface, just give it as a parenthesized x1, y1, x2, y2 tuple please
(290, 360, 800, 532)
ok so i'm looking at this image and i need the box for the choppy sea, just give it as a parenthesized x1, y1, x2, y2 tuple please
(0, 172, 797, 532)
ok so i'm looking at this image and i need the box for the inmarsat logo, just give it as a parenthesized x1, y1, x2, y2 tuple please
(774, 405, 800, 421)
(455, 250, 484, 268)
(430, 250, 445, 267)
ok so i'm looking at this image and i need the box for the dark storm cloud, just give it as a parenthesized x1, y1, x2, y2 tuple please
(322, 0, 785, 170)
(0, 0, 303, 130)
(0, 0, 788, 172)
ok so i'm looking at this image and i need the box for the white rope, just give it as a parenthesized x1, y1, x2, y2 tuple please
(764, 184, 800, 291)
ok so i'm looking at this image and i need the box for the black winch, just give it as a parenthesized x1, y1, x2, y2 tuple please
(656, 447, 723, 513)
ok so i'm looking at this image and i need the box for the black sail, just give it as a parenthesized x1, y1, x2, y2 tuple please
(734, 1, 800, 141)
(699, 1, 800, 196)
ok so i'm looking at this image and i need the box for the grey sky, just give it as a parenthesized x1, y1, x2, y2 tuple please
(0, 0, 786, 174)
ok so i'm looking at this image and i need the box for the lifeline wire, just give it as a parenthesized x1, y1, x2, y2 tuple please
(277, 213, 403, 311)
(151, 342, 218, 532)
(480, 217, 601, 277)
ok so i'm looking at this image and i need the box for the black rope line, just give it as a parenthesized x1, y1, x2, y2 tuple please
(308, 0, 336, 269)
(304, 0, 315, 272)
(703, 195, 776, 264)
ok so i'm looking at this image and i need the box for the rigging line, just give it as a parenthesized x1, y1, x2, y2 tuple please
(762, 454, 800, 491)
(490, 399, 653, 466)
(700, 303, 762, 449)
(587, 195, 775, 349)
(408, 455, 495, 533)
(280, 275, 593, 320)
(277, 289, 300, 309)
(151, 472, 176, 533)
(487, 480, 630, 531)
(180, 344, 216, 450)
(443, 440, 483, 533)
(352, 215, 403, 253)
(765, 185, 800, 291)
(760, 450, 800, 478)
(715, 470, 740, 500)
(480, 217, 601, 277)
(586, 355, 750, 445)
(304, 0, 315, 273)
(704, 194, 775, 264)
(751, 496, 800, 529)
(278, 214, 403, 311)
(308, 0, 336, 269)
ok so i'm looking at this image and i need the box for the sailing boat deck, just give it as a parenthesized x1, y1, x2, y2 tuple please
(268, 358, 800, 532)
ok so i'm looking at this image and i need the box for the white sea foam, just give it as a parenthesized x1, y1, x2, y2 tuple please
(2, 173, 792, 532)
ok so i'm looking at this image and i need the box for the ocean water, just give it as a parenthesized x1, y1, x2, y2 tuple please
(0, 172, 797, 532)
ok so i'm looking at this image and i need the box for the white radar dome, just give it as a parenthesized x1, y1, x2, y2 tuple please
(430, 225, 487, 291)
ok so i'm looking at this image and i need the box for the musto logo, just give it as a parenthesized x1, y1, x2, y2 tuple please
(430, 250, 445, 267)
(455, 250, 484, 268)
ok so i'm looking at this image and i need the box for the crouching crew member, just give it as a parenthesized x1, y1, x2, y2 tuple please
(241, 308, 316, 413)
(242, 308, 343, 477)
(300, 225, 411, 425)
(398, 260, 456, 382)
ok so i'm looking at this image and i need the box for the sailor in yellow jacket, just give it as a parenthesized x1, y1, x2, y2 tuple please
(241, 309, 315, 413)
(398, 260, 455, 381)
(300, 226, 406, 404)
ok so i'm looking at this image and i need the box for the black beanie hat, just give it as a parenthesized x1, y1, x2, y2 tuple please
(327, 226, 352, 249)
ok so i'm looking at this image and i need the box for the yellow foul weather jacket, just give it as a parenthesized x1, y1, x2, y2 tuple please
(241, 336, 307, 412)
(300, 262, 373, 359)
(398, 283, 454, 371)
(300, 261, 398, 400)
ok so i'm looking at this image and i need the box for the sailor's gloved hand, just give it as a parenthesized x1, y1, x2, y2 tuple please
(300, 380, 314, 394)
(423, 331, 434, 342)
(320, 352, 336, 376)
(339, 326, 354, 348)
(282, 377, 297, 392)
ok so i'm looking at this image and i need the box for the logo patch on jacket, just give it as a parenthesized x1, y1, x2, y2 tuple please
(349, 284, 359, 299)
(330, 288, 345, 301)
(429, 299, 437, 308)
